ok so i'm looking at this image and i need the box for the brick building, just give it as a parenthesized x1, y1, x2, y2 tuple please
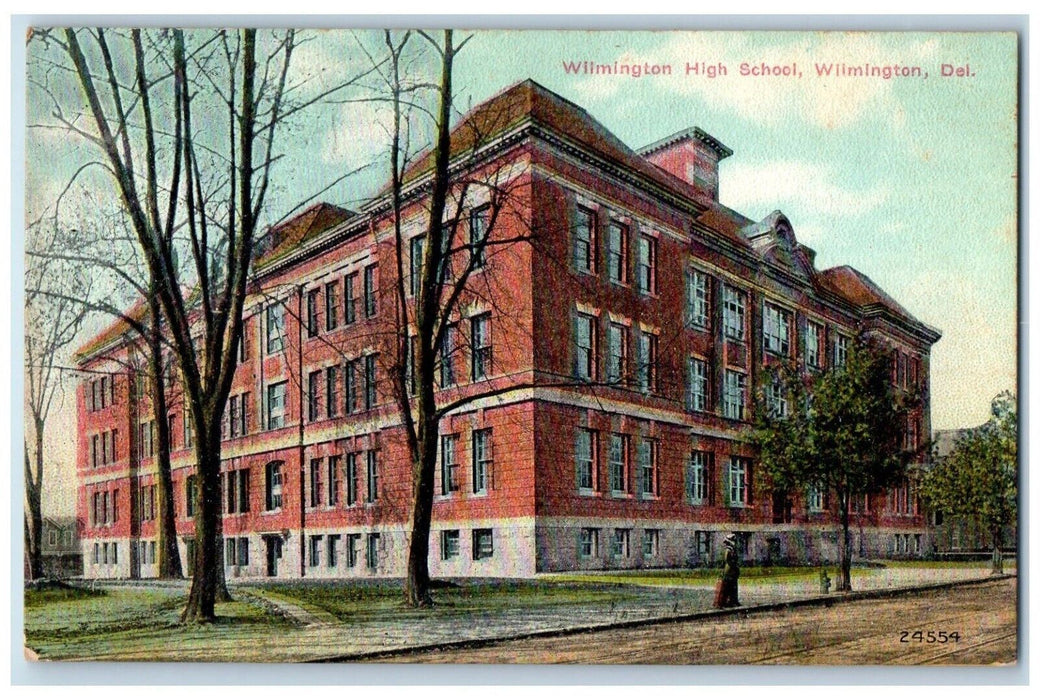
(75, 79, 940, 580)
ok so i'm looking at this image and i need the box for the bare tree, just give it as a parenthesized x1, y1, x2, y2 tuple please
(30, 25, 377, 618)
(32, 27, 297, 622)
(30, 209, 185, 579)
(24, 221, 90, 580)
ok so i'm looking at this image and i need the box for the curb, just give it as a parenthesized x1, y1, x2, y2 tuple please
(312, 573, 1015, 663)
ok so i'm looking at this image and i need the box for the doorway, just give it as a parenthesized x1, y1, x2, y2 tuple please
(264, 535, 282, 577)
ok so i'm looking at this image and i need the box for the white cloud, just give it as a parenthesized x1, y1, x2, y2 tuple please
(720, 159, 889, 222)
(321, 99, 394, 167)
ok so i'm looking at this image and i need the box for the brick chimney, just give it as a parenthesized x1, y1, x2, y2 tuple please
(638, 127, 733, 201)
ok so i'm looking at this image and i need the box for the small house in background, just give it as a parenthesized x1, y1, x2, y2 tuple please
(928, 429, 1016, 559)
(42, 516, 82, 578)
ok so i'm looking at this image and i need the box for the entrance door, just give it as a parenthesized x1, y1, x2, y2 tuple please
(265, 536, 281, 577)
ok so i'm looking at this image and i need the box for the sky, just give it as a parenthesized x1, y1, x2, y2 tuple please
(23, 29, 1018, 516)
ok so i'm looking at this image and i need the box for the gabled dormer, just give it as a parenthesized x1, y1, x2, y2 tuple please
(741, 210, 816, 281)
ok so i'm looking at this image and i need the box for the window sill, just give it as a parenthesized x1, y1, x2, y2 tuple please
(610, 491, 632, 499)
(577, 489, 597, 497)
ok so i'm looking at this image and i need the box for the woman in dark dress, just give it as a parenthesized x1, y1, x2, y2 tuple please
(714, 533, 741, 608)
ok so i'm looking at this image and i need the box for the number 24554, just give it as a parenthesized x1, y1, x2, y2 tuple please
(900, 631, 960, 643)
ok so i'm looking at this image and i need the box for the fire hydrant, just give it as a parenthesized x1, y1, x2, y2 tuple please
(820, 569, 832, 594)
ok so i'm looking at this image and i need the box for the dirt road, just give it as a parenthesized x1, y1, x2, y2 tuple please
(383, 577, 1017, 665)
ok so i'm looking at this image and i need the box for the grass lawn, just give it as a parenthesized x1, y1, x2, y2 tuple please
(24, 585, 293, 660)
(248, 579, 639, 624)
(877, 558, 1016, 569)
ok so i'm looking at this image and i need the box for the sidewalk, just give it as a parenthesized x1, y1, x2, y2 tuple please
(34, 566, 1012, 663)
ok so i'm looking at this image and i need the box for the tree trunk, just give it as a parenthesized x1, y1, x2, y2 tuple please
(180, 431, 224, 622)
(148, 297, 183, 579)
(404, 393, 438, 607)
(991, 525, 1003, 575)
(24, 442, 45, 580)
(836, 492, 853, 592)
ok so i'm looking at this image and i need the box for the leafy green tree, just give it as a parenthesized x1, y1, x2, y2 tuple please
(921, 392, 1017, 574)
(749, 335, 917, 592)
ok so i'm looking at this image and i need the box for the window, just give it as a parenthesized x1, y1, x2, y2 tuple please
(808, 483, 825, 513)
(573, 313, 598, 381)
(344, 272, 358, 325)
(686, 357, 708, 412)
(636, 331, 657, 393)
(93, 542, 99, 564)
(637, 439, 657, 498)
(727, 457, 749, 507)
(346, 534, 360, 568)
(185, 474, 197, 517)
(327, 455, 341, 507)
(363, 263, 378, 318)
(472, 428, 492, 495)
(410, 235, 425, 297)
(441, 434, 459, 495)
(309, 458, 322, 508)
(309, 535, 322, 567)
(685, 268, 710, 328)
(608, 434, 628, 494)
(611, 529, 630, 558)
(441, 530, 460, 560)
(405, 335, 417, 396)
(805, 321, 823, 368)
(723, 370, 747, 421)
(265, 462, 283, 511)
(111, 543, 118, 565)
(266, 303, 286, 354)
(834, 334, 849, 368)
(48, 530, 57, 547)
(762, 303, 790, 356)
(363, 355, 377, 410)
(228, 468, 250, 513)
(365, 451, 379, 504)
(266, 381, 287, 429)
(229, 393, 249, 437)
(572, 206, 596, 273)
(473, 528, 494, 560)
(306, 289, 320, 338)
(722, 285, 746, 341)
(140, 484, 156, 521)
(226, 537, 238, 566)
(851, 492, 870, 515)
(579, 528, 599, 558)
(139, 420, 156, 458)
(326, 366, 340, 419)
(637, 234, 656, 294)
(470, 206, 488, 269)
(642, 529, 659, 558)
(607, 221, 628, 284)
(687, 451, 710, 505)
(471, 313, 492, 381)
(440, 323, 457, 388)
(345, 453, 358, 506)
(606, 323, 628, 385)
(308, 370, 322, 422)
(327, 535, 340, 568)
(366, 533, 380, 570)
(345, 360, 358, 414)
(767, 379, 789, 418)
(575, 428, 597, 492)
(184, 414, 195, 450)
(325, 281, 340, 331)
